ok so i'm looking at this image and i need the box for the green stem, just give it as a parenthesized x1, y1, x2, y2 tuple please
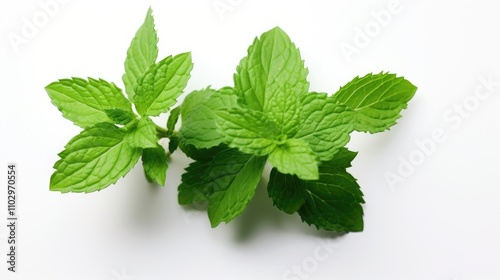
(156, 125, 169, 139)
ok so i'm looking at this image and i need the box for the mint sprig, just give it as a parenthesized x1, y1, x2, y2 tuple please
(178, 27, 416, 231)
(47, 8, 192, 192)
(47, 9, 416, 233)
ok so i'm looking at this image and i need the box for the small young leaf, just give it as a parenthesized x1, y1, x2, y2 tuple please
(166, 106, 181, 136)
(331, 73, 417, 133)
(105, 109, 136, 125)
(298, 148, 365, 232)
(168, 135, 180, 154)
(122, 7, 159, 100)
(50, 123, 141, 193)
(216, 107, 281, 156)
(126, 117, 158, 149)
(142, 145, 168, 185)
(268, 138, 318, 180)
(234, 27, 309, 112)
(206, 149, 267, 227)
(294, 92, 356, 161)
(180, 88, 238, 150)
(267, 169, 306, 214)
(133, 52, 193, 116)
(46, 78, 132, 128)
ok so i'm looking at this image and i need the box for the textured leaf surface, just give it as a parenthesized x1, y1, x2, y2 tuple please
(180, 88, 238, 149)
(216, 108, 281, 156)
(105, 109, 136, 125)
(126, 117, 158, 148)
(206, 149, 267, 227)
(295, 92, 356, 161)
(266, 85, 300, 135)
(268, 139, 318, 180)
(332, 73, 417, 133)
(122, 7, 159, 100)
(46, 78, 132, 128)
(234, 27, 309, 113)
(50, 123, 141, 193)
(133, 53, 192, 116)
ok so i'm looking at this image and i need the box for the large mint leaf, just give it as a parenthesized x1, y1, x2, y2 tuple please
(122, 7, 159, 100)
(133, 52, 193, 116)
(216, 107, 281, 156)
(331, 73, 417, 133)
(206, 149, 267, 227)
(268, 169, 306, 214)
(180, 87, 238, 149)
(298, 148, 365, 232)
(234, 27, 309, 115)
(142, 145, 168, 185)
(268, 138, 318, 180)
(50, 123, 141, 193)
(46, 78, 132, 128)
(294, 92, 356, 162)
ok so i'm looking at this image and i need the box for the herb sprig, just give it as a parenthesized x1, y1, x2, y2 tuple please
(46, 8, 416, 232)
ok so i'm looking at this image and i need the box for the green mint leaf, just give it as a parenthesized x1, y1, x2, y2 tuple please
(50, 122, 141, 193)
(267, 85, 300, 135)
(234, 27, 309, 113)
(133, 52, 193, 116)
(294, 92, 356, 161)
(46, 78, 132, 128)
(180, 87, 216, 117)
(180, 88, 238, 149)
(178, 160, 211, 205)
(179, 142, 228, 161)
(166, 106, 181, 136)
(216, 107, 281, 156)
(126, 117, 158, 148)
(331, 73, 417, 133)
(122, 7, 159, 100)
(267, 169, 306, 214)
(105, 109, 136, 125)
(206, 149, 267, 227)
(298, 148, 365, 232)
(142, 145, 168, 185)
(168, 135, 180, 154)
(268, 138, 318, 180)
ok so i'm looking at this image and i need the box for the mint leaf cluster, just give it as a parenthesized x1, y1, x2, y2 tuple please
(46, 8, 192, 192)
(46, 8, 416, 232)
(178, 27, 416, 231)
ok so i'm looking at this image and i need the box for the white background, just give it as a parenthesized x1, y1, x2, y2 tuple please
(1, 0, 500, 279)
